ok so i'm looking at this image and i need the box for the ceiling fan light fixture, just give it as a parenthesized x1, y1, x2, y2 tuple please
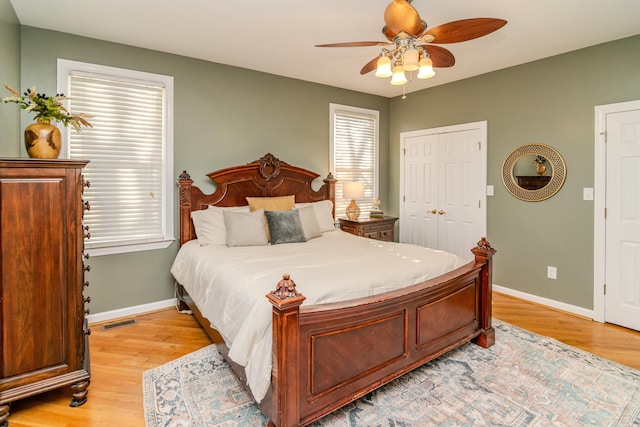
(390, 65, 407, 85)
(403, 46, 420, 71)
(417, 56, 435, 79)
(375, 55, 393, 78)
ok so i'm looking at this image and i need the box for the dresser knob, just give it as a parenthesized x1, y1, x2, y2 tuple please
(84, 296, 91, 304)
(84, 253, 90, 260)
(84, 264, 91, 272)
(84, 308, 91, 315)
(84, 180, 91, 188)
(84, 281, 90, 288)
(86, 328, 92, 336)
(84, 201, 91, 211)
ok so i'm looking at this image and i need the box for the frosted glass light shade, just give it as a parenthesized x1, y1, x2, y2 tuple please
(403, 46, 419, 71)
(390, 65, 407, 85)
(375, 56, 392, 77)
(417, 57, 435, 79)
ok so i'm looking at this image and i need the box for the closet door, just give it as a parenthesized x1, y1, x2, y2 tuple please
(400, 122, 487, 261)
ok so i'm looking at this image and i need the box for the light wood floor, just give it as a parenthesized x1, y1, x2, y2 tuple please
(5, 292, 640, 427)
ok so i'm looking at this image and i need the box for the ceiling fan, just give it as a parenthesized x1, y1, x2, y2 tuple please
(316, 0, 506, 87)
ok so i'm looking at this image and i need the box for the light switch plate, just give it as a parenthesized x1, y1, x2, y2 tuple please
(486, 185, 494, 196)
(583, 187, 594, 201)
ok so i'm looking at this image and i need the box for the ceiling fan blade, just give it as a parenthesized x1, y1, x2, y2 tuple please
(424, 18, 507, 44)
(420, 45, 456, 67)
(360, 56, 381, 75)
(316, 41, 391, 48)
(383, 0, 425, 36)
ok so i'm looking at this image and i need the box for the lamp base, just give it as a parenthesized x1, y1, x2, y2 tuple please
(346, 199, 360, 220)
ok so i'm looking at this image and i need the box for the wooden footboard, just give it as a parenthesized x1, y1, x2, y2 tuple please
(262, 238, 496, 426)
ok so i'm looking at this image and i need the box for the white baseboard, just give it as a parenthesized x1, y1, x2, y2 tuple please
(87, 298, 177, 325)
(493, 285, 596, 320)
(86, 287, 596, 326)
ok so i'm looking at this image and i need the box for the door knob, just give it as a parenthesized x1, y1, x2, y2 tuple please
(429, 209, 436, 214)
(439, 210, 446, 215)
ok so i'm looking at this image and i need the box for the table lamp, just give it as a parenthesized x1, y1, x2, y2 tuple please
(343, 181, 364, 220)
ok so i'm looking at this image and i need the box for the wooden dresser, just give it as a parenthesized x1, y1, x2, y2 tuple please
(338, 216, 398, 241)
(0, 159, 91, 427)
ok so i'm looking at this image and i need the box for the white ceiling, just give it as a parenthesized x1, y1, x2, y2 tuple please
(10, 0, 640, 98)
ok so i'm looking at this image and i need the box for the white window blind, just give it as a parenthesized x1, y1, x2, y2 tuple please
(330, 104, 379, 218)
(58, 60, 174, 255)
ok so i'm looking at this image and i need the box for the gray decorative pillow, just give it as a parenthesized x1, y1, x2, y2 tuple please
(223, 209, 269, 247)
(265, 209, 307, 245)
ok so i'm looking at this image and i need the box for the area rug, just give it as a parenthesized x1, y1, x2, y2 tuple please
(143, 320, 640, 426)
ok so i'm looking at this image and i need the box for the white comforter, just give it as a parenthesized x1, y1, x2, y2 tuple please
(170, 230, 465, 403)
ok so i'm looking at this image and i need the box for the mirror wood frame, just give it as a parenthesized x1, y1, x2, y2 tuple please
(502, 143, 566, 202)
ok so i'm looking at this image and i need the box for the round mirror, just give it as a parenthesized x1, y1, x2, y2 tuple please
(502, 144, 566, 201)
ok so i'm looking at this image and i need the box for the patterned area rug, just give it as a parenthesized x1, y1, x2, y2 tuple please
(143, 320, 640, 426)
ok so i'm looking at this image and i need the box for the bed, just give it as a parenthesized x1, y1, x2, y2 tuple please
(172, 153, 496, 427)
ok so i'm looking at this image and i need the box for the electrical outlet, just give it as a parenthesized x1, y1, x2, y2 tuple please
(547, 266, 557, 280)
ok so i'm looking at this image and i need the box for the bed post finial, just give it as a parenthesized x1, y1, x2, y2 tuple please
(271, 273, 301, 300)
(471, 237, 496, 264)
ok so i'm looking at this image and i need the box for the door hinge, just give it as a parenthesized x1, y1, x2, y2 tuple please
(478, 141, 481, 150)
(604, 208, 607, 219)
(604, 284, 607, 295)
(478, 200, 481, 208)
(403, 148, 406, 155)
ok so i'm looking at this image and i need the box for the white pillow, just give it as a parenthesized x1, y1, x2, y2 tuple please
(295, 200, 335, 233)
(296, 205, 322, 240)
(223, 209, 269, 247)
(190, 205, 249, 245)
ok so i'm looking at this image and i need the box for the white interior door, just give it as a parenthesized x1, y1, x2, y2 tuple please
(400, 122, 487, 261)
(604, 108, 640, 331)
(402, 133, 438, 248)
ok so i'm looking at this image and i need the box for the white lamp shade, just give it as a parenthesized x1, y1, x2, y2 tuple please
(390, 65, 407, 85)
(403, 46, 419, 71)
(343, 181, 364, 199)
(375, 55, 392, 77)
(417, 57, 435, 79)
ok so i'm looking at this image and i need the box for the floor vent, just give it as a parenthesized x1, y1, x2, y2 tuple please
(102, 318, 137, 330)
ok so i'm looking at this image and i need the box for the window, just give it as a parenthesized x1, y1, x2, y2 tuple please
(330, 103, 379, 217)
(57, 59, 174, 256)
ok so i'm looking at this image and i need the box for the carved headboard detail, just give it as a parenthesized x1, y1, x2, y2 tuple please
(177, 153, 337, 245)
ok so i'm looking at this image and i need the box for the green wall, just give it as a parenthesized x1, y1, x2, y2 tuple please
(18, 26, 389, 314)
(0, 0, 20, 156)
(389, 35, 640, 309)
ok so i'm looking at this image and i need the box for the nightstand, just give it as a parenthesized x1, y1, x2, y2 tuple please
(338, 216, 398, 242)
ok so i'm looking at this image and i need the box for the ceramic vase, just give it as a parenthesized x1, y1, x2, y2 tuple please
(24, 120, 62, 159)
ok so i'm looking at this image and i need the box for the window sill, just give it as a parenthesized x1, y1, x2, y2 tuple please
(85, 238, 175, 257)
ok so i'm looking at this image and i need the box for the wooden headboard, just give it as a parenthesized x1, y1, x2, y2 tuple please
(177, 153, 337, 245)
